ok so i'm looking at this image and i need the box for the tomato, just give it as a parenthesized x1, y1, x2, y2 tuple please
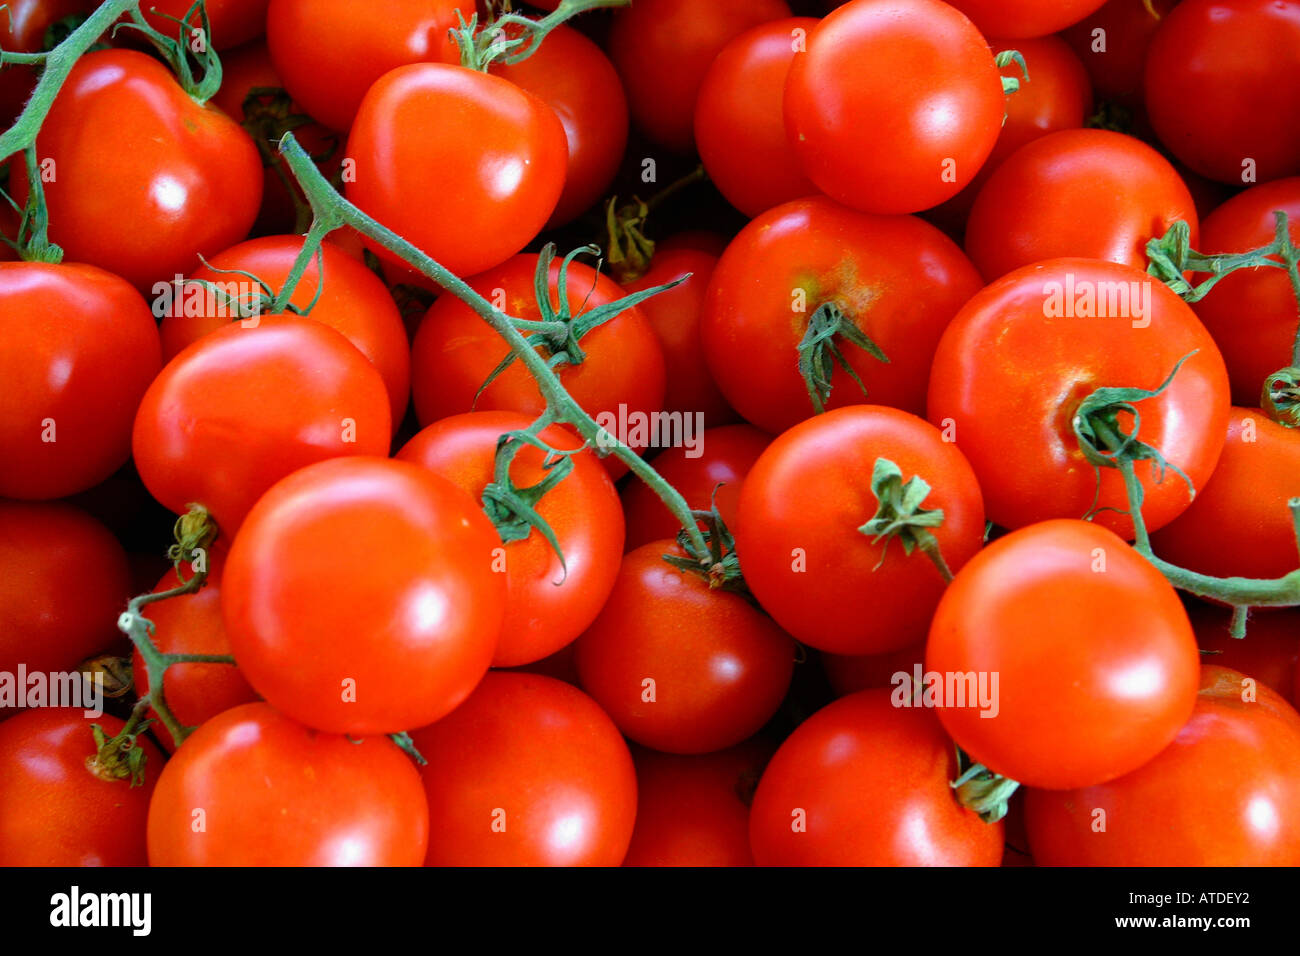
(693, 18, 818, 217)
(928, 519, 1200, 790)
(607, 0, 791, 152)
(142, 0, 269, 48)
(147, 702, 427, 865)
(621, 424, 771, 552)
(1145, 0, 1300, 186)
(502, 639, 581, 686)
(574, 541, 796, 754)
(0, 0, 87, 127)
(658, 231, 730, 258)
(132, 315, 391, 533)
(784, 0, 1004, 215)
(736, 405, 985, 655)
(1061, 0, 1178, 107)
(0, 261, 161, 500)
(701, 197, 983, 435)
(1189, 602, 1300, 702)
(1024, 666, 1300, 865)
(410, 672, 637, 866)
(395, 411, 624, 667)
(749, 689, 1004, 865)
(943, 0, 1108, 38)
(0, 709, 162, 866)
(622, 740, 772, 867)
(821, 643, 926, 698)
(345, 63, 567, 278)
(265, 0, 470, 132)
(964, 129, 1198, 281)
(927, 258, 1230, 537)
(159, 235, 411, 426)
(12, 49, 263, 291)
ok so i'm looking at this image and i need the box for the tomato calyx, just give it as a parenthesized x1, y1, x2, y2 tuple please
(112, 0, 224, 104)
(78, 654, 134, 701)
(797, 302, 889, 415)
(386, 731, 428, 767)
(995, 50, 1029, 98)
(1263, 367, 1300, 427)
(951, 748, 1019, 824)
(857, 457, 954, 583)
(602, 167, 707, 284)
(662, 495, 750, 596)
(85, 719, 152, 788)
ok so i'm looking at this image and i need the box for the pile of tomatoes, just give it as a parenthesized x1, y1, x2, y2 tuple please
(3, 0, 1300, 869)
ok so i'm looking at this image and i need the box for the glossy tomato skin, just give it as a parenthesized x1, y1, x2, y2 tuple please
(0, 0, 88, 127)
(345, 63, 567, 279)
(965, 129, 1198, 281)
(927, 258, 1230, 538)
(143, 0, 269, 48)
(1189, 602, 1299, 702)
(132, 315, 392, 533)
(1145, 0, 1300, 185)
(928, 519, 1201, 790)
(0, 261, 161, 500)
(693, 18, 818, 217)
(784, 0, 1004, 215)
(943, 0, 1108, 38)
(1024, 666, 1300, 865)
(410, 673, 637, 866)
(395, 411, 624, 667)
(736, 406, 985, 656)
(701, 197, 984, 435)
(749, 689, 1004, 866)
(147, 702, 428, 865)
(575, 541, 796, 754)
(222, 457, 505, 735)
(1061, 0, 1178, 107)
(13, 50, 262, 290)
(0, 709, 162, 866)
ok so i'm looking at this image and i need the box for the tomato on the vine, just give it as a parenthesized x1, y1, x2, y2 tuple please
(1188, 602, 1300, 702)
(0, 0, 88, 128)
(143, 0, 270, 49)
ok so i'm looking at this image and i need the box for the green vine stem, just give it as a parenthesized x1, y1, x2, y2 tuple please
(452, 0, 629, 72)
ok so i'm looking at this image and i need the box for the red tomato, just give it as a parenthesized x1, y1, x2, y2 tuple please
(821, 643, 926, 697)
(927, 258, 1230, 537)
(395, 411, 624, 667)
(607, 0, 791, 152)
(502, 639, 581, 686)
(147, 702, 428, 865)
(736, 405, 985, 655)
(701, 197, 983, 435)
(749, 689, 1004, 865)
(132, 315, 392, 533)
(0, 261, 161, 500)
(658, 231, 730, 258)
(784, 0, 1004, 214)
(943, 0, 1108, 38)
(143, 0, 269, 48)
(0, 709, 162, 865)
(1189, 602, 1300, 702)
(12, 50, 263, 290)
(693, 18, 818, 217)
(928, 519, 1201, 790)
(1061, 0, 1179, 107)
(345, 63, 567, 278)
(410, 672, 637, 866)
(1024, 666, 1300, 864)
(574, 541, 796, 754)
(0, 0, 87, 127)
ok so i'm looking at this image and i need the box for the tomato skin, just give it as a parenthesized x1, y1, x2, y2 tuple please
(147, 702, 428, 865)
(749, 689, 1004, 866)
(693, 18, 818, 217)
(784, 0, 1004, 215)
(0, 261, 161, 500)
(1061, 0, 1178, 107)
(410, 672, 637, 866)
(222, 457, 505, 735)
(143, 0, 269, 48)
(928, 519, 1201, 790)
(0, 0, 88, 127)
(736, 406, 985, 656)
(822, 643, 926, 698)
(574, 541, 796, 754)
(1189, 602, 1299, 702)
(1024, 666, 1300, 865)
(13, 50, 263, 291)
(345, 63, 567, 279)
(927, 258, 1230, 538)
(132, 315, 392, 533)
(0, 709, 162, 866)
(943, 0, 1108, 38)
(395, 411, 624, 667)
(701, 197, 984, 435)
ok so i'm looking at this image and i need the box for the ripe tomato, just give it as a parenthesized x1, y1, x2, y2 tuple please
(395, 411, 624, 667)
(0, 709, 162, 866)
(693, 17, 818, 217)
(132, 315, 391, 533)
(821, 643, 926, 698)
(345, 63, 567, 278)
(0, 261, 160, 500)
(749, 689, 1004, 865)
(736, 405, 985, 655)
(143, 0, 269, 48)
(1189, 602, 1300, 702)
(1061, 0, 1178, 107)
(943, 0, 1108, 38)
(927, 258, 1230, 537)
(1024, 666, 1300, 865)
(784, 0, 1004, 214)
(927, 519, 1201, 790)
(13, 49, 263, 290)
(147, 702, 428, 865)
(0, 0, 87, 127)
(410, 672, 637, 866)
(574, 540, 796, 754)
(701, 197, 983, 435)
(607, 0, 791, 152)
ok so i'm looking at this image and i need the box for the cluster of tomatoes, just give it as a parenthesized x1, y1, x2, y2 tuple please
(2, 0, 1300, 870)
